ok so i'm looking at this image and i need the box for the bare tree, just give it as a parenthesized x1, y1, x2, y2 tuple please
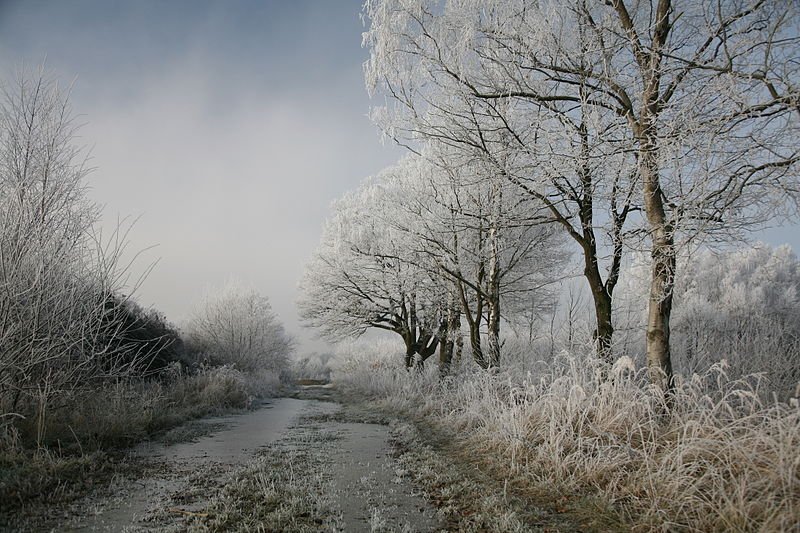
(298, 180, 446, 369)
(186, 282, 293, 374)
(363, 0, 641, 364)
(0, 67, 154, 441)
(383, 150, 564, 368)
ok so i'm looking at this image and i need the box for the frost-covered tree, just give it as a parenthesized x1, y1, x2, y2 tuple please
(0, 68, 152, 430)
(187, 282, 293, 373)
(383, 150, 564, 368)
(301, 151, 563, 370)
(363, 0, 641, 364)
(298, 180, 447, 369)
(364, 0, 800, 391)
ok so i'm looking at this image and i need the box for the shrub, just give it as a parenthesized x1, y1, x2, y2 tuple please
(184, 282, 293, 374)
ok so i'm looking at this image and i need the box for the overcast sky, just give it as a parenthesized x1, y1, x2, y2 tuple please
(1, 1, 798, 355)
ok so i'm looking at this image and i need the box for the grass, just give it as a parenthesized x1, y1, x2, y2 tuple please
(194, 447, 341, 532)
(333, 346, 800, 532)
(177, 417, 343, 533)
(0, 365, 282, 515)
(387, 417, 582, 532)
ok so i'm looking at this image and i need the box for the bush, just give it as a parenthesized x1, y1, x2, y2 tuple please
(286, 352, 335, 383)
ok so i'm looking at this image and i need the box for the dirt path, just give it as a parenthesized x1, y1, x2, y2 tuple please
(21, 387, 440, 532)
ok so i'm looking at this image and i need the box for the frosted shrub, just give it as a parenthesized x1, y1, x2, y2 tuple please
(170, 365, 251, 410)
(287, 352, 334, 382)
(185, 282, 293, 374)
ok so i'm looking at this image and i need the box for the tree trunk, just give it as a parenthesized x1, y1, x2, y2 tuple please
(454, 327, 463, 364)
(456, 277, 487, 369)
(576, 110, 617, 364)
(646, 232, 675, 392)
(485, 177, 502, 367)
(468, 323, 487, 369)
(639, 128, 675, 394)
(486, 295, 500, 368)
(620, 0, 675, 395)
(439, 294, 461, 377)
(416, 331, 440, 366)
(402, 329, 415, 370)
(438, 334, 453, 377)
(588, 277, 614, 362)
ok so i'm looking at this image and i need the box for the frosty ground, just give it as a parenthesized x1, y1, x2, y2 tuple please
(1, 384, 588, 533)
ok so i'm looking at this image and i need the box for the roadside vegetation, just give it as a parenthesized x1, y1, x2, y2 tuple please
(332, 338, 799, 532)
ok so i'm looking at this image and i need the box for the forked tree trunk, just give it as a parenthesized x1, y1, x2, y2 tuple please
(588, 279, 614, 362)
(415, 331, 440, 369)
(468, 321, 487, 369)
(577, 112, 619, 365)
(456, 277, 488, 369)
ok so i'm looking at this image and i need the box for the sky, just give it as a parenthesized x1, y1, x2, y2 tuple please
(0, 1, 798, 355)
(0, 0, 404, 353)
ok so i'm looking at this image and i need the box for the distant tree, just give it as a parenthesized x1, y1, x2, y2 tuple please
(186, 283, 293, 373)
(300, 151, 564, 371)
(298, 180, 447, 369)
(615, 244, 800, 398)
(382, 150, 564, 368)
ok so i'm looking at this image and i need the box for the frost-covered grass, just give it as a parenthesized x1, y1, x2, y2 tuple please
(334, 345, 800, 532)
(388, 418, 575, 532)
(190, 447, 341, 532)
(0, 365, 281, 514)
(8, 365, 280, 452)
